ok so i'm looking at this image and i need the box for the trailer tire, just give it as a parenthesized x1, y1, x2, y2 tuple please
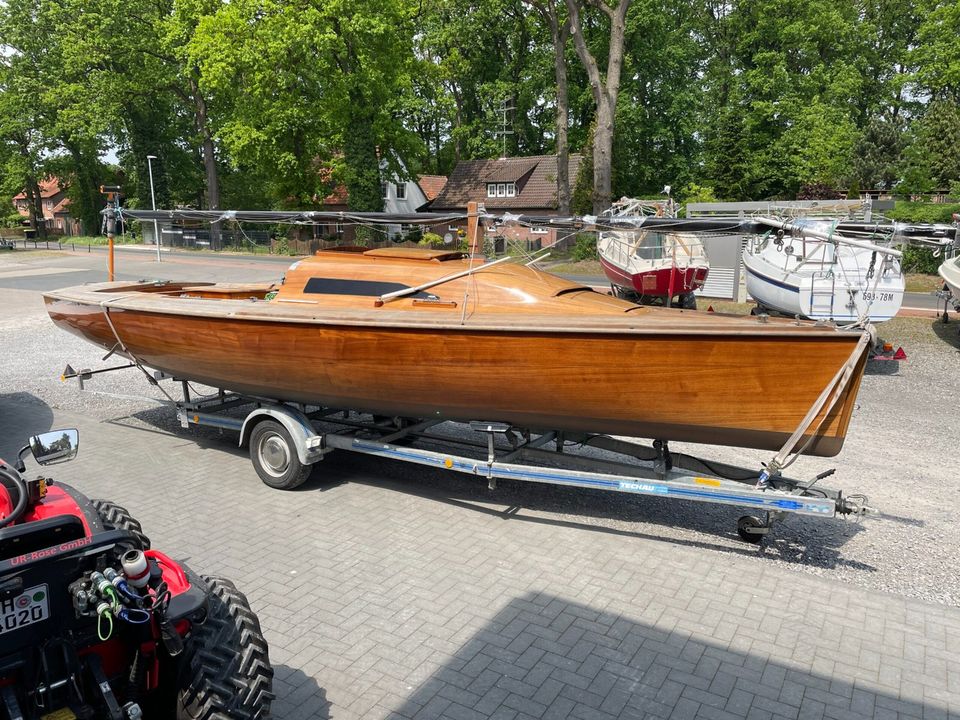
(175, 576, 274, 720)
(679, 293, 697, 310)
(249, 419, 311, 490)
(736, 515, 766, 544)
(91, 499, 151, 549)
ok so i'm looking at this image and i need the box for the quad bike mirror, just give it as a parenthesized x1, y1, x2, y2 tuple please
(28, 428, 79, 465)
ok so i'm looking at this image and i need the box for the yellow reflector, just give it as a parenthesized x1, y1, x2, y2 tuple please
(694, 477, 721, 487)
(193, 415, 200, 423)
(444, 458, 454, 469)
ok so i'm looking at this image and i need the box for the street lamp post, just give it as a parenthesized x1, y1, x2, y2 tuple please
(146, 155, 161, 263)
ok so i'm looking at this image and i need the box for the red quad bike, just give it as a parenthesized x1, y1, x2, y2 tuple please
(0, 429, 273, 719)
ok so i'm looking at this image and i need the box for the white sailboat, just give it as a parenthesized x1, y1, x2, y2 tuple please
(743, 217, 905, 323)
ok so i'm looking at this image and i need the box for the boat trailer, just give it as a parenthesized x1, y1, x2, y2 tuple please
(127, 373, 874, 545)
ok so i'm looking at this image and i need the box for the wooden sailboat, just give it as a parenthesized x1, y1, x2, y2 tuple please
(44, 246, 869, 457)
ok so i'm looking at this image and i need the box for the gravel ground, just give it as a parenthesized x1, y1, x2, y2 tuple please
(2, 249, 959, 607)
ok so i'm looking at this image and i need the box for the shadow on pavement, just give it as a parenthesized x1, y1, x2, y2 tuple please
(327, 453, 874, 574)
(863, 357, 902, 376)
(931, 317, 960, 350)
(0, 392, 55, 458)
(271, 665, 329, 720)
(391, 592, 944, 720)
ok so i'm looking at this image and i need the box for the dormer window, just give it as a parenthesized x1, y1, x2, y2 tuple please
(486, 182, 516, 198)
(394, 183, 406, 200)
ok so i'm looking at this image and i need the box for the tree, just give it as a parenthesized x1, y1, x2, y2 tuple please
(565, 0, 632, 213)
(899, 99, 960, 193)
(849, 116, 908, 191)
(913, 0, 960, 101)
(529, 0, 572, 213)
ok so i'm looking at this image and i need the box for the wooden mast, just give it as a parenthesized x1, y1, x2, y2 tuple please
(466, 201, 481, 256)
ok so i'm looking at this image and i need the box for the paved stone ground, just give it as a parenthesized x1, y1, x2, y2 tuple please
(1, 248, 958, 719)
(2, 398, 958, 720)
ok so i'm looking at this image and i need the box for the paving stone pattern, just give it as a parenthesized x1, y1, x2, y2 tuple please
(1, 396, 957, 720)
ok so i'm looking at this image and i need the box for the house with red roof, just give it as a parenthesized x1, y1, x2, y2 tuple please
(12, 178, 81, 235)
(422, 154, 582, 249)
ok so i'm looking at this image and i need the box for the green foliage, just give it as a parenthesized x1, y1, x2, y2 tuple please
(900, 246, 944, 274)
(886, 201, 960, 223)
(571, 233, 597, 261)
(849, 116, 908, 191)
(418, 232, 444, 248)
(678, 184, 718, 206)
(2, 212, 24, 228)
(571, 123, 594, 215)
(0, 0, 958, 223)
(899, 99, 960, 193)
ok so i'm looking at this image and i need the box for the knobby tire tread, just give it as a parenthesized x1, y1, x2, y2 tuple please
(177, 576, 274, 720)
(91, 498, 151, 549)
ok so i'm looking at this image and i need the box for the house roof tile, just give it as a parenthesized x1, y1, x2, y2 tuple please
(417, 175, 448, 201)
(13, 177, 66, 201)
(428, 154, 582, 211)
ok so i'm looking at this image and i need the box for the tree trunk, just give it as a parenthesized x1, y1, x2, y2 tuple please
(564, 0, 631, 214)
(189, 75, 221, 246)
(593, 97, 614, 214)
(17, 138, 42, 234)
(28, 179, 44, 236)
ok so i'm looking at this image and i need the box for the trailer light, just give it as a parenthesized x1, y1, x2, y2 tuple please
(882, 342, 893, 353)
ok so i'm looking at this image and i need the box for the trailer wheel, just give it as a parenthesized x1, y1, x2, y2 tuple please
(736, 515, 767, 544)
(249, 420, 311, 490)
(679, 293, 697, 310)
(175, 576, 274, 720)
(92, 499, 151, 549)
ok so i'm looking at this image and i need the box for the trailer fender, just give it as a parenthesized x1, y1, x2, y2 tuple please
(238, 406, 324, 466)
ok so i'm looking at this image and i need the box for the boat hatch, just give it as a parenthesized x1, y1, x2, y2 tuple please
(362, 247, 468, 261)
(303, 277, 438, 300)
(553, 286, 595, 298)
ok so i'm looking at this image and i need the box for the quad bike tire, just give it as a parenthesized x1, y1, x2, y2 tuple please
(176, 576, 274, 720)
(91, 499, 151, 549)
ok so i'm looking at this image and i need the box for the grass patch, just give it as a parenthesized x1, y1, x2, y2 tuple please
(56, 235, 140, 247)
(904, 273, 943, 293)
(547, 260, 604, 276)
(880, 315, 959, 351)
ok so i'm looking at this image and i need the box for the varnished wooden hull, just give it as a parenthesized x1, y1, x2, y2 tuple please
(44, 292, 867, 456)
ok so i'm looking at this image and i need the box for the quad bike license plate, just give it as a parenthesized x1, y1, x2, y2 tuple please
(0, 584, 49, 634)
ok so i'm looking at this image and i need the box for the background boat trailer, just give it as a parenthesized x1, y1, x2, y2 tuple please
(163, 377, 874, 544)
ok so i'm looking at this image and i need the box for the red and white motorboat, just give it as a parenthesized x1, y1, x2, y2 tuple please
(597, 199, 710, 308)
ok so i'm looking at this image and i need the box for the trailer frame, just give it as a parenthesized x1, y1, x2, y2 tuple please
(159, 374, 873, 544)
